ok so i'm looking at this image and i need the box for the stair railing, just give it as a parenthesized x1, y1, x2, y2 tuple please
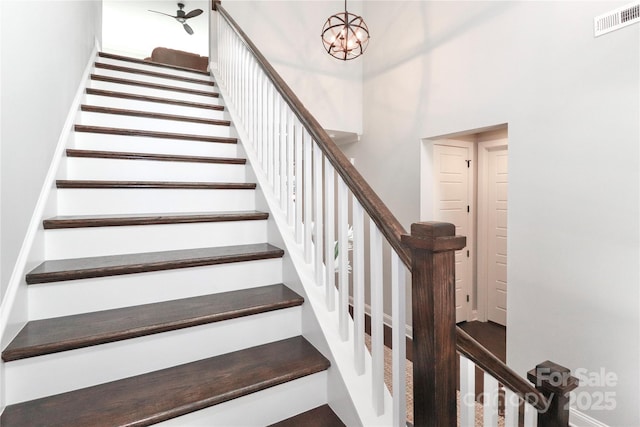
(212, 4, 579, 426)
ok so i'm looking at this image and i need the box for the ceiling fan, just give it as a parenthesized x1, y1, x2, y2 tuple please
(148, 2, 203, 35)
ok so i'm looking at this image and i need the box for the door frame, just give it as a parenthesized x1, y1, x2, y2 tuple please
(476, 133, 508, 322)
(423, 138, 476, 323)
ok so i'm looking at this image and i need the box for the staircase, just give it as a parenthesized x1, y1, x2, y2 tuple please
(0, 52, 345, 426)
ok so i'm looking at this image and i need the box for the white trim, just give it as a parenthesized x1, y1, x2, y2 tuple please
(569, 408, 610, 427)
(476, 135, 508, 324)
(0, 42, 99, 377)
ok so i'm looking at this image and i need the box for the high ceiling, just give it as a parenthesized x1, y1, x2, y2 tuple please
(102, 0, 210, 59)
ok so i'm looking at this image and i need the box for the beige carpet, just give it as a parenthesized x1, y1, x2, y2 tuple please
(366, 335, 504, 426)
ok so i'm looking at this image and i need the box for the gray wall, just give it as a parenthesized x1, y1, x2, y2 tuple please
(1, 0, 103, 300)
(341, 1, 638, 425)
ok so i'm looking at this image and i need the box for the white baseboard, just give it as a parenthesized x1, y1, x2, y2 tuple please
(570, 408, 610, 427)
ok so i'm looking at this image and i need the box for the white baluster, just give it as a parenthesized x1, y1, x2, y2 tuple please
(459, 355, 476, 427)
(483, 372, 499, 426)
(267, 86, 274, 189)
(524, 402, 538, 427)
(313, 143, 324, 286)
(287, 110, 295, 227)
(303, 129, 313, 263)
(273, 94, 280, 199)
(504, 389, 519, 427)
(337, 178, 349, 340)
(324, 159, 335, 311)
(352, 199, 364, 372)
(391, 251, 406, 427)
(280, 100, 287, 212)
(294, 122, 303, 244)
(370, 223, 384, 416)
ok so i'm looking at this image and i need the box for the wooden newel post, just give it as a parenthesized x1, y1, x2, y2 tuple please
(401, 222, 466, 427)
(212, 0, 221, 11)
(527, 360, 579, 427)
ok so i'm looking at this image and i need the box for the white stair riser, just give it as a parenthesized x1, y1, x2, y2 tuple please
(56, 188, 256, 215)
(72, 132, 239, 158)
(96, 57, 211, 81)
(64, 157, 247, 182)
(84, 94, 228, 121)
(45, 220, 268, 259)
(28, 258, 284, 319)
(156, 372, 328, 427)
(93, 67, 217, 93)
(89, 80, 223, 106)
(5, 307, 302, 404)
(77, 111, 235, 138)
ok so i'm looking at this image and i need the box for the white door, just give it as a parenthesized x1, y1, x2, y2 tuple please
(433, 144, 472, 323)
(484, 146, 508, 325)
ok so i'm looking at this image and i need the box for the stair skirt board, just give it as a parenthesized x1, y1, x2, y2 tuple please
(4, 306, 303, 404)
(29, 258, 285, 319)
(1, 51, 346, 427)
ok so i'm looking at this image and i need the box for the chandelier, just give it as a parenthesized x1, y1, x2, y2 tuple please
(321, 0, 370, 61)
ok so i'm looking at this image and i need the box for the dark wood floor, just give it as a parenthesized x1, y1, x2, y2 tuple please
(458, 320, 506, 362)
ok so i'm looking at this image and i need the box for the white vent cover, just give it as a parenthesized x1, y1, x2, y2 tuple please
(594, 1, 640, 37)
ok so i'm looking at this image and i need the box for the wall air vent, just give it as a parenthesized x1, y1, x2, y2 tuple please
(594, 1, 640, 37)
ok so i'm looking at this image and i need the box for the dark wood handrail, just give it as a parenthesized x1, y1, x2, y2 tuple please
(216, 5, 411, 268)
(215, 5, 557, 419)
(457, 328, 549, 411)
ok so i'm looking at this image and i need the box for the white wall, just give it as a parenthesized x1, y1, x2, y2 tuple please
(0, 0, 103, 300)
(220, 0, 363, 135)
(102, 0, 209, 59)
(341, 1, 639, 425)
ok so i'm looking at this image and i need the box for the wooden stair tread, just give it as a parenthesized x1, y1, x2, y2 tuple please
(269, 405, 346, 427)
(43, 210, 269, 229)
(94, 62, 214, 86)
(91, 74, 219, 98)
(56, 180, 255, 190)
(80, 104, 231, 126)
(25, 243, 284, 284)
(74, 124, 238, 144)
(0, 336, 329, 427)
(66, 149, 245, 164)
(2, 284, 303, 361)
(86, 88, 225, 111)
(98, 51, 211, 76)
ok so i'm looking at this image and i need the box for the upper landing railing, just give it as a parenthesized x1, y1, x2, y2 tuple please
(212, 2, 579, 426)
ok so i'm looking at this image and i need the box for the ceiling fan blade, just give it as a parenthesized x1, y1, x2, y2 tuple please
(183, 23, 194, 35)
(184, 8, 203, 19)
(148, 9, 177, 18)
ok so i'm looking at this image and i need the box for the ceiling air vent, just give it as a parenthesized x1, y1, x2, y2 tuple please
(594, 1, 640, 37)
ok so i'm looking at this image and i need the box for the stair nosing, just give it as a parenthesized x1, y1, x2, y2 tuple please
(65, 149, 245, 165)
(91, 74, 219, 98)
(94, 62, 215, 86)
(98, 51, 211, 76)
(2, 284, 303, 362)
(85, 88, 225, 111)
(80, 105, 231, 126)
(43, 211, 269, 229)
(25, 243, 284, 284)
(74, 125, 238, 144)
(0, 337, 329, 427)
